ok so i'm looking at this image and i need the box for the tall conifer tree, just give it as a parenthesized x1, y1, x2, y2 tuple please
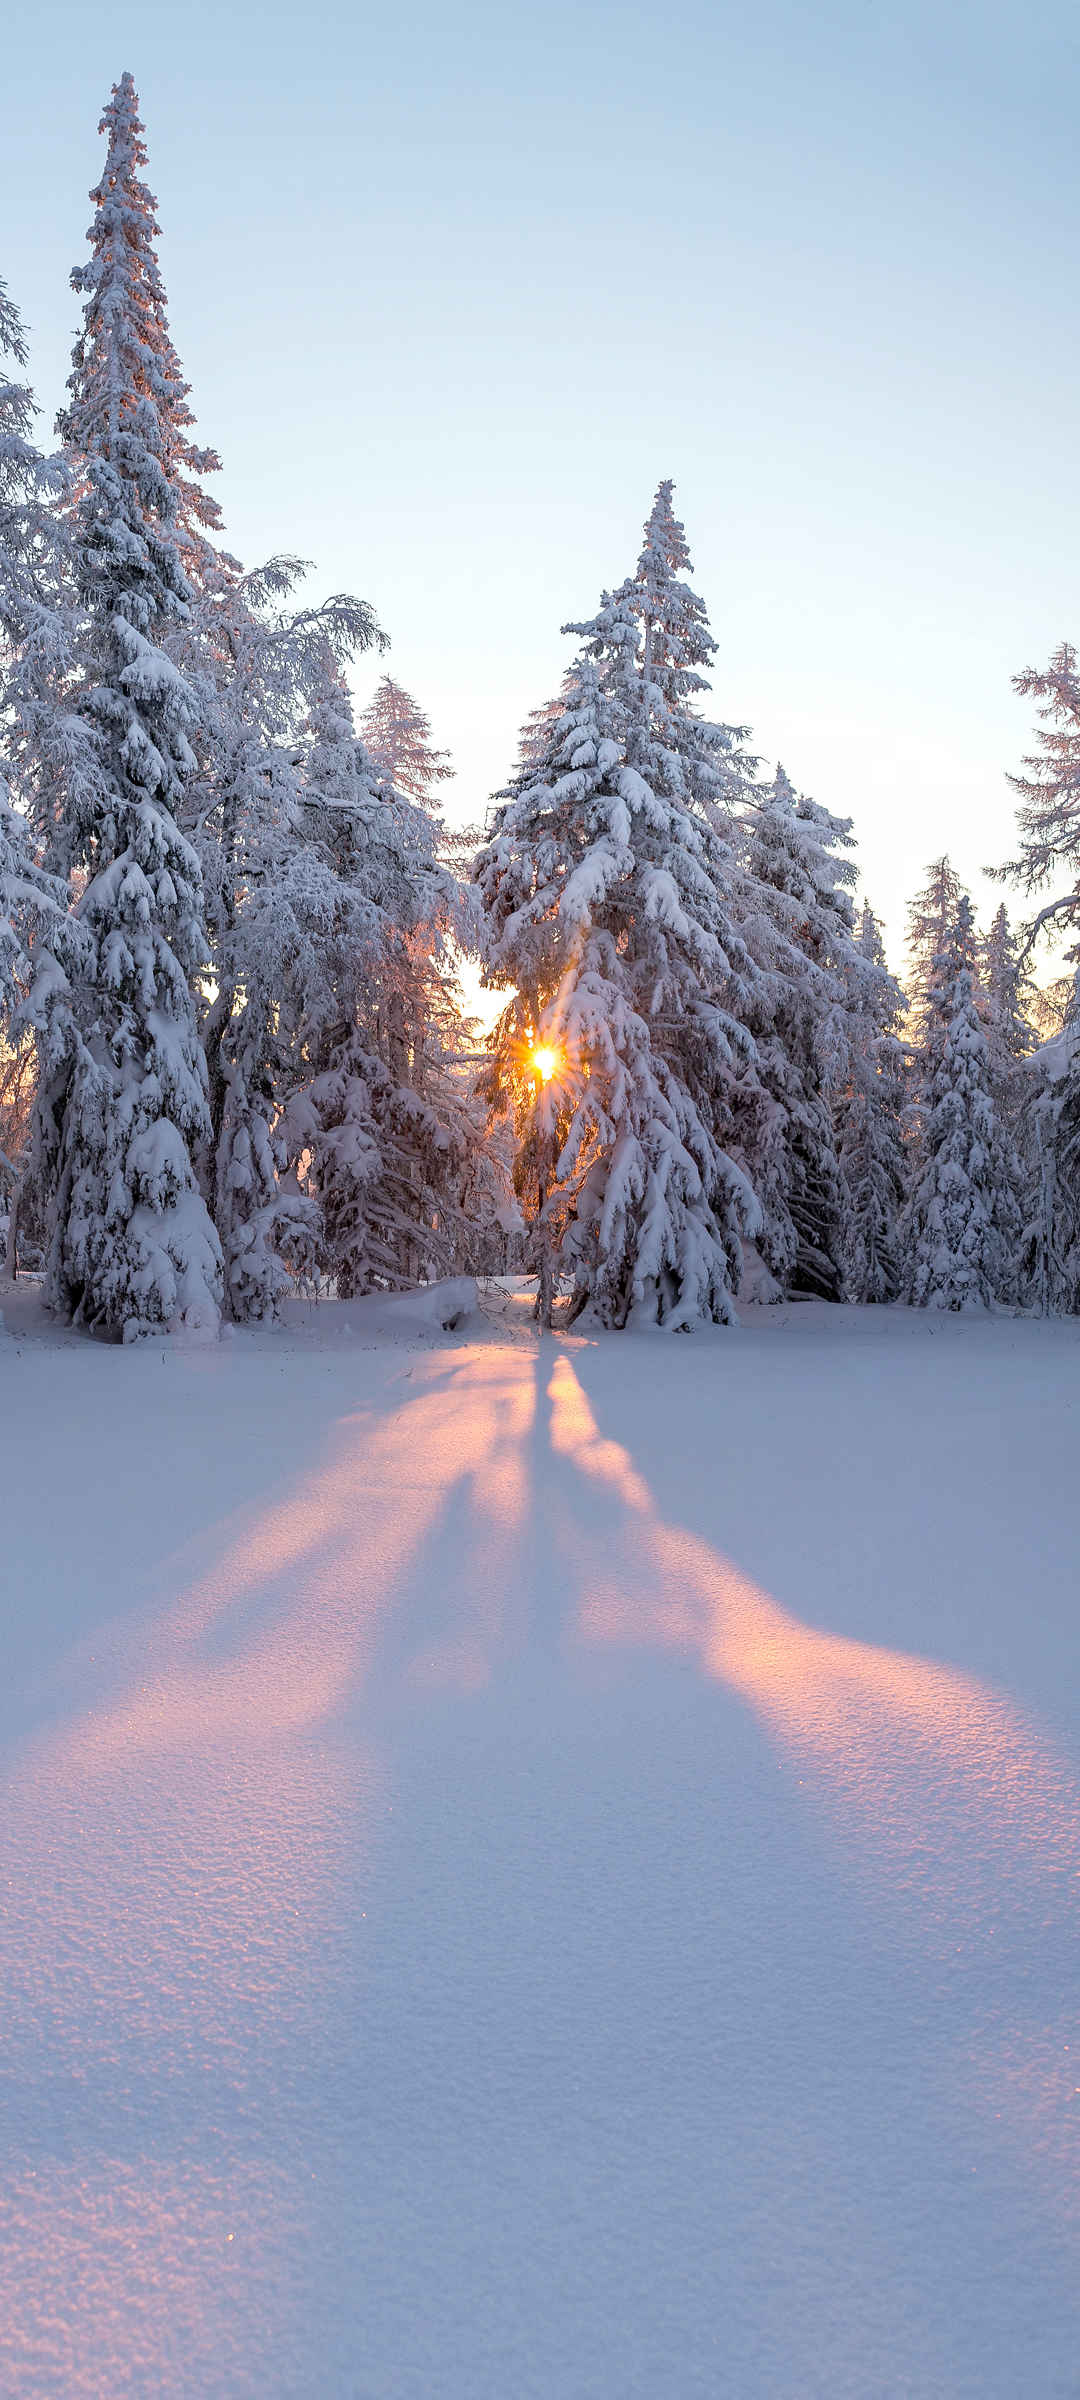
(902, 894, 1017, 1310)
(478, 488, 764, 1329)
(34, 73, 222, 1336)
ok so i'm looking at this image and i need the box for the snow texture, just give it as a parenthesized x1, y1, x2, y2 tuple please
(0, 1291, 1077, 2397)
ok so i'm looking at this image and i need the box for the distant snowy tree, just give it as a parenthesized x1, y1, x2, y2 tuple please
(991, 646, 1080, 1313)
(478, 489, 765, 1331)
(30, 74, 223, 1337)
(281, 652, 479, 1296)
(901, 894, 1017, 1310)
(357, 670, 482, 885)
(905, 854, 963, 1049)
(357, 675, 453, 815)
(1000, 642, 1080, 951)
(1019, 986, 1080, 1316)
(836, 902, 907, 1302)
(733, 766, 869, 1300)
(981, 902, 1036, 1078)
(979, 902, 1034, 1262)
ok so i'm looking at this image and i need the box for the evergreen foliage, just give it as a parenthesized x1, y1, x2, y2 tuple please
(905, 855, 963, 1048)
(1001, 643, 1080, 950)
(26, 79, 225, 1336)
(281, 653, 478, 1298)
(0, 276, 78, 1042)
(981, 903, 1036, 1076)
(477, 491, 763, 1330)
(733, 766, 867, 1300)
(1019, 994, 1080, 1317)
(358, 675, 454, 815)
(901, 894, 1017, 1311)
(13, 65, 1080, 1342)
(999, 650, 1080, 1313)
(837, 902, 907, 1302)
(173, 557, 383, 1318)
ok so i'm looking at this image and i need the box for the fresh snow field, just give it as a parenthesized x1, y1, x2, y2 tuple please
(1, 1284, 1079, 2398)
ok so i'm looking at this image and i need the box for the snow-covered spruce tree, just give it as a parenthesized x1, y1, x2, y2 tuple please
(477, 544, 762, 1331)
(0, 281, 83, 1275)
(2, 276, 103, 1274)
(731, 766, 876, 1299)
(905, 854, 963, 1050)
(595, 482, 883, 1305)
(44, 81, 306, 1329)
(166, 552, 385, 1319)
(1018, 981, 1080, 1315)
(994, 648, 1080, 1310)
(31, 74, 223, 1337)
(87, 124, 391, 1323)
(978, 900, 1033, 1275)
(0, 276, 75, 1064)
(618, 479, 761, 826)
(565, 480, 769, 1320)
(836, 902, 907, 1302)
(900, 854, 967, 1212)
(279, 651, 488, 1296)
(357, 675, 453, 815)
(901, 894, 1017, 1310)
(517, 674, 579, 777)
(981, 902, 1036, 1077)
(196, 718, 323, 1326)
(0, 739, 72, 1271)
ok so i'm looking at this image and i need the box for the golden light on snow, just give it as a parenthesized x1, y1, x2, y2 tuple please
(547, 1353, 1080, 2012)
(4, 1343, 1080, 2392)
(530, 1043, 559, 1083)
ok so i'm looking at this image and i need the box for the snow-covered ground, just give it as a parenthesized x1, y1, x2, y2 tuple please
(1, 1285, 1078, 2398)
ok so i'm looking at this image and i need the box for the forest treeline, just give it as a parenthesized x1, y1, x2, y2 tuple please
(2, 75, 1079, 1335)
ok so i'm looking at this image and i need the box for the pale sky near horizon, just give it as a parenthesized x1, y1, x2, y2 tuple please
(4, 1, 1079, 978)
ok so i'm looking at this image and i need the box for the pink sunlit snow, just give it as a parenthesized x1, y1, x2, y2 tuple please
(1, 1287, 1077, 2396)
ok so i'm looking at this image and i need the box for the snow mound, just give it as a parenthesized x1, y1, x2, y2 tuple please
(276, 1277, 483, 1345)
(364, 1276, 479, 1334)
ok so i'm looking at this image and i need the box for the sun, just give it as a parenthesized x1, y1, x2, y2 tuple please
(530, 1044, 559, 1083)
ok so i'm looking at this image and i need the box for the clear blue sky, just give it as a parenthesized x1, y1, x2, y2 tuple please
(5, 1, 1079, 968)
